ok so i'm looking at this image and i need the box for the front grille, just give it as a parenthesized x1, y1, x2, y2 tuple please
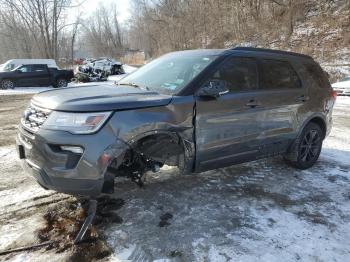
(21, 105, 51, 133)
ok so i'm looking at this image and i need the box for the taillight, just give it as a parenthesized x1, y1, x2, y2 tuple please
(331, 90, 337, 100)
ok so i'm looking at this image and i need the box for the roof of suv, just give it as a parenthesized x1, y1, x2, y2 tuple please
(168, 47, 313, 60)
(231, 47, 313, 59)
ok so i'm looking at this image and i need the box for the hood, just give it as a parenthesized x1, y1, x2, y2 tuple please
(31, 84, 172, 112)
(0, 71, 14, 76)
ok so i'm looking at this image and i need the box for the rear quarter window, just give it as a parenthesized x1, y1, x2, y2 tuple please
(302, 61, 330, 88)
(260, 59, 302, 89)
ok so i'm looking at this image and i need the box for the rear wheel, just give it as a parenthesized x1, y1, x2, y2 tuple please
(1, 79, 15, 89)
(284, 122, 323, 169)
(54, 78, 68, 88)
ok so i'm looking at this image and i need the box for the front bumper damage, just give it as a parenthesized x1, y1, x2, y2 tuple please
(16, 123, 129, 197)
(16, 123, 130, 243)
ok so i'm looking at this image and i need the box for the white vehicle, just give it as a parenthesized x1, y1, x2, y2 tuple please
(0, 59, 58, 72)
(88, 59, 121, 71)
(332, 76, 350, 96)
(85, 58, 124, 75)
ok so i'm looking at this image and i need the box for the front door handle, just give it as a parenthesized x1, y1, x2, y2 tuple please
(246, 99, 261, 108)
(296, 95, 310, 102)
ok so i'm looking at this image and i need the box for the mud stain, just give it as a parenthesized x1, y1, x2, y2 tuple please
(159, 212, 173, 227)
(241, 184, 331, 208)
(37, 196, 125, 261)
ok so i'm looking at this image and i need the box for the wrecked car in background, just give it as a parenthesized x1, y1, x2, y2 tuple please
(16, 47, 335, 242)
(332, 76, 350, 96)
(74, 58, 125, 83)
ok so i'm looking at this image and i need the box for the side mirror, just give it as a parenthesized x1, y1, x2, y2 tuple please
(196, 80, 229, 98)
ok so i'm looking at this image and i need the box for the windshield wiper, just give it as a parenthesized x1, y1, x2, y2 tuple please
(118, 82, 150, 91)
(118, 82, 140, 87)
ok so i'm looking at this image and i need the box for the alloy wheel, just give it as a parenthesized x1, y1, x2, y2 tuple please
(300, 129, 321, 163)
(57, 79, 67, 87)
(1, 80, 14, 89)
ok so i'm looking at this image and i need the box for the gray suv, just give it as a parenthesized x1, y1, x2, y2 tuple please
(17, 47, 336, 197)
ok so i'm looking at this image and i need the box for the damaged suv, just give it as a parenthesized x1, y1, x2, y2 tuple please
(17, 47, 335, 198)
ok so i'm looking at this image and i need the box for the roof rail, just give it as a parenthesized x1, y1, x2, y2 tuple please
(232, 47, 312, 59)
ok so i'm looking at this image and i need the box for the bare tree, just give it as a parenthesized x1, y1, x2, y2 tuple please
(81, 3, 125, 58)
(0, 0, 86, 63)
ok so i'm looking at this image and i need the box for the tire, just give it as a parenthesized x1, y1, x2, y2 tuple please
(284, 122, 323, 169)
(54, 78, 68, 88)
(1, 79, 15, 89)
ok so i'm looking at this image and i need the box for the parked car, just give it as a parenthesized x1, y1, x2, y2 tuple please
(17, 47, 335, 198)
(332, 76, 350, 96)
(0, 59, 58, 72)
(0, 64, 74, 89)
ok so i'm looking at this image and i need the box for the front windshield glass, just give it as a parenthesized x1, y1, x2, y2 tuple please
(2, 62, 15, 72)
(118, 53, 218, 95)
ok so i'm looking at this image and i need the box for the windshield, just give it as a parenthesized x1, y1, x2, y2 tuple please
(1, 62, 15, 72)
(118, 53, 217, 95)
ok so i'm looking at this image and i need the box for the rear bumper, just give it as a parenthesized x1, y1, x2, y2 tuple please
(16, 123, 129, 197)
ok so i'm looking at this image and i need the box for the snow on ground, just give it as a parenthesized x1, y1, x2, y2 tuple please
(0, 65, 138, 95)
(0, 98, 349, 261)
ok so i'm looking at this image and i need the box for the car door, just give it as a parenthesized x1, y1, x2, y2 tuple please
(31, 64, 51, 86)
(14, 65, 35, 86)
(251, 57, 307, 156)
(195, 56, 268, 172)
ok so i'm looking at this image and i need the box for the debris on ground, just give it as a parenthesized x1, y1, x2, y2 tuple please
(36, 196, 124, 262)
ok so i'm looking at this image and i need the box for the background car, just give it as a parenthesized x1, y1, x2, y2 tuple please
(0, 59, 58, 72)
(332, 76, 350, 96)
(0, 64, 73, 89)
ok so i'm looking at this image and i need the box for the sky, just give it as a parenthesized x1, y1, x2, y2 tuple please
(67, 0, 131, 24)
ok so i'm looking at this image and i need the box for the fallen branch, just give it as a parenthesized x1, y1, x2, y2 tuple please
(0, 241, 55, 256)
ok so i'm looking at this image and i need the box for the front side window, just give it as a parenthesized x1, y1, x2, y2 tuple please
(205, 57, 258, 92)
(15, 65, 32, 73)
(118, 53, 218, 95)
(260, 59, 301, 89)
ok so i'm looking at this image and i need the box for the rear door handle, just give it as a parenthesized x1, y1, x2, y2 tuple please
(246, 99, 261, 108)
(296, 95, 310, 102)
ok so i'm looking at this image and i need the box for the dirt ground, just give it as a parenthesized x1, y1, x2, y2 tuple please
(0, 95, 32, 147)
(0, 94, 349, 262)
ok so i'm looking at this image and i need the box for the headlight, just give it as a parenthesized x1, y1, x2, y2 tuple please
(42, 111, 112, 134)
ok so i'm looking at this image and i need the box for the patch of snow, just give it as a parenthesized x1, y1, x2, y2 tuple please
(123, 65, 138, 74)
(335, 96, 350, 106)
(107, 65, 138, 82)
(107, 74, 127, 82)
(0, 86, 53, 95)
(0, 146, 13, 158)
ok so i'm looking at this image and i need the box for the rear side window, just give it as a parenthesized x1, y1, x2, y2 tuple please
(260, 59, 301, 89)
(302, 61, 330, 88)
(32, 64, 47, 72)
(210, 57, 258, 92)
